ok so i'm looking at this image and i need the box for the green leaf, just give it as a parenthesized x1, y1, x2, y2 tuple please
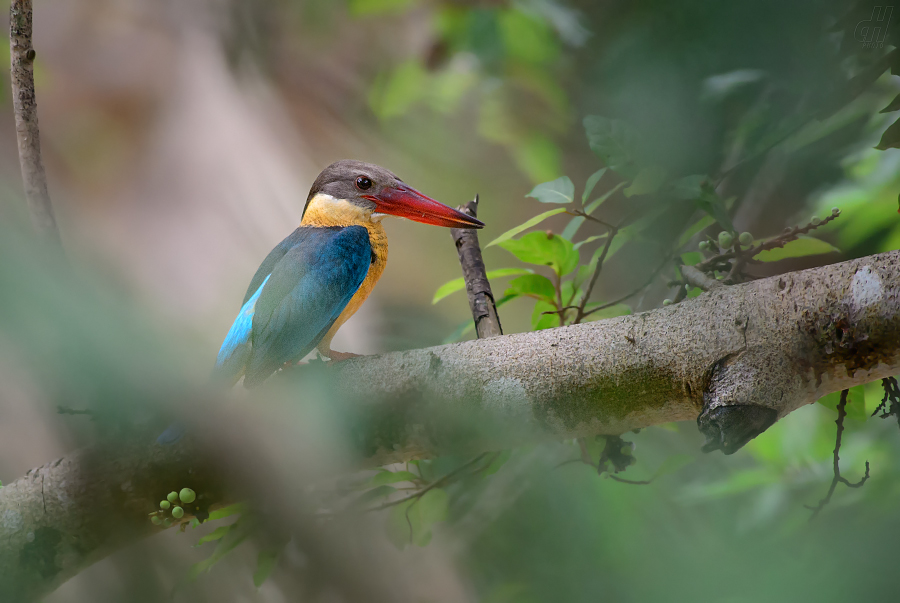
(196, 525, 232, 546)
(485, 208, 569, 248)
(531, 299, 559, 330)
(482, 450, 512, 476)
(370, 470, 420, 486)
(526, 176, 575, 204)
(753, 236, 839, 262)
(624, 165, 668, 197)
(671, 175, 707, 200)
(875, 118, 900, 150)
(504, 274, 556, 302)
(253, 550, 279, 588)
(498, 10, 560, 65)
(694, 189, 734, 233)
(582, 168, 607, 203)
(677, 214, 716, 248)
(582, 303, 631, 321)
(353, 485, 397, 508)
(385, 488, 449, 549)
(574, 234, 607, 250)
(880, 93, 900, 113)
(418, 488, 449, 526)
(583, 115, 640, 178)
(498, 231, 579, 276)
(432, 268, 531, 304)
(680, 252, 703, 266)
(188, 517, 254, 580)
(207, 503, 249, 521)
(817, 386, 866, 422)
(584, 181, 626, 215)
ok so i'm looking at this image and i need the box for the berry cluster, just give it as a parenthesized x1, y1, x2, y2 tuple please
(149, 487, 197, 528)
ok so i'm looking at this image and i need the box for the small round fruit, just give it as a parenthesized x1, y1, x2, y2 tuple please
(698, 240, 709, 251)
(167, 491, 178, 503)
(160, 500, 171, 510)
(163, 518, 173, 528)
(151, 516, 162, 526)
(662, 299, 672, 306)
(738, 232, 753, 246)
(179, 488, 196, 504)
(831, 207, 840, 216)
(811, 217, 821, 225)
(172, 506, 184, 519)
(718, 231, 734, 249)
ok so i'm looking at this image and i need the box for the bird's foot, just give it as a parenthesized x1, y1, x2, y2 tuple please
(326, 350, 362, 363)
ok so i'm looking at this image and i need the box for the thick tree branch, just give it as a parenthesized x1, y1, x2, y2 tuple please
(9, 0, 62, 249)
(2, 250, 900, 598)
(332, 251, 900, 460)
(450, 195, 503, 338)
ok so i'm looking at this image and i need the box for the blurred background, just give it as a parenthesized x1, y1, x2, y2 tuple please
(2, 0, 900, 601)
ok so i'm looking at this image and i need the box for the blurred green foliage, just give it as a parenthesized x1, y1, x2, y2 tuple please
(3, 0, 900, 600)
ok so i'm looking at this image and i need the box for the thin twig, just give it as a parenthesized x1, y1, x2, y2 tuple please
(806, 389, 870, 520)
(578, 252, 675, 319)
(9, 0, 63, 250)
(574, 217, 619, 324)
(366, 453, 489, 512)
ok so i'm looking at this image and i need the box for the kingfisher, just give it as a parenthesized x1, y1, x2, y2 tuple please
(213, 160, 483, 388)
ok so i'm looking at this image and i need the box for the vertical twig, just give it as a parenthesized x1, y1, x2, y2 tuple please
(10, 0, 63, 248)
(450, 195, 503, 338)
(806, 389, 870, 520)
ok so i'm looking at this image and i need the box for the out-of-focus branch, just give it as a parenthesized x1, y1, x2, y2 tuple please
(9, 0, 62, 249)
(681, 265, 723, 291)
(450, 195, 503, 338)
(0, 434, 226, 601)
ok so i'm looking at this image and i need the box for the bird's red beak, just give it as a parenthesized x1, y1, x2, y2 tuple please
(363, 185, 484, 229)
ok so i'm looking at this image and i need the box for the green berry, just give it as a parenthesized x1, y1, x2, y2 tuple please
(718, 231, 734, 249)
(151, 515, 162, 526)
(738, 232, 753, 246)
(160, 500, 170, 510)
(163, 518, 173, 528)
(698, 240, 709, 251)
(172, 506, 184, 519)
(179, 488, 196, 504)
(167, 491, 178, 503)
(663, 299, 672, 306)
(811, 217, 821, 225)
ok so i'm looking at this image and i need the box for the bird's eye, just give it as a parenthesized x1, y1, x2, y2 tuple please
(356, 176, 372, 190)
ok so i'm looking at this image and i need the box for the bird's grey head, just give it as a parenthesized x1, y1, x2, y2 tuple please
(305, 160, 401, 213)
(302, 159, 484, 229)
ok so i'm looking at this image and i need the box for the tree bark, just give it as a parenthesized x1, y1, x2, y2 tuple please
(2, 250, 899, 599)
(450, 195, 503, 338)
(9, 0, 63, 249)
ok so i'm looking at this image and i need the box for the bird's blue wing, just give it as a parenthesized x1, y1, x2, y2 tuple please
(213, 225, 371, 387)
